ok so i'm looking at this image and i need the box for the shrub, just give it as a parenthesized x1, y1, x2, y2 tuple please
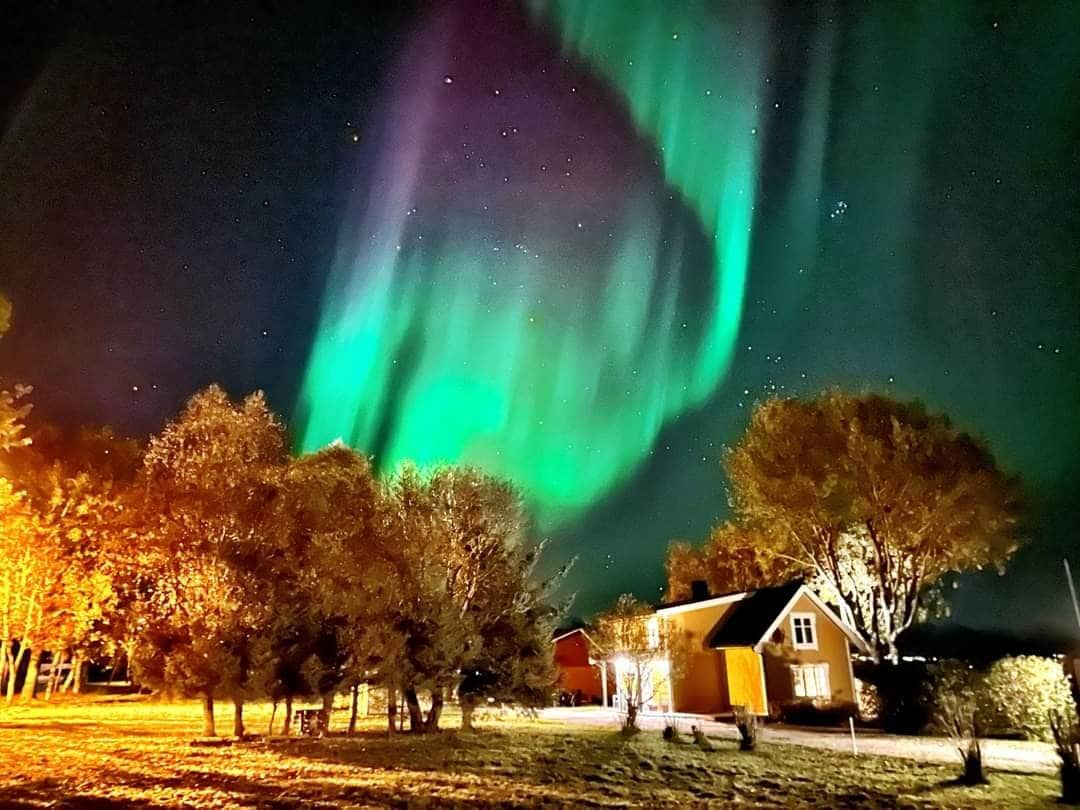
(779, 700, 858, 727)
(979, 656, 1075, 742)
(855, 659, 931, 734)
(855, 678, 881, 723)
(734, 706, 757, 751)
(929, 672, 987, 785)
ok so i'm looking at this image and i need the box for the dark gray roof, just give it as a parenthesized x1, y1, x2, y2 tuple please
(704, 581, 804, 648)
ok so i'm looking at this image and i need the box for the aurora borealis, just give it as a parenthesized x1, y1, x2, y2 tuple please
(2, 1, 1079, 630)
(296, 2, 765, 526)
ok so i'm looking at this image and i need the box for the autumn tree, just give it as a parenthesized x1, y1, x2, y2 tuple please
(263, 443, 384, 735)
(0, 295, 31, 454)
(665, 522, 794, 602)
(1, 426, 142, 699)
(456, 536, 565, 731)
(594, 593, 684, 732)
(723, 391, 1023, 660)
(128, 385, 286, 736)
(0, 477, 42, 701)
(381, 464, 555, 733)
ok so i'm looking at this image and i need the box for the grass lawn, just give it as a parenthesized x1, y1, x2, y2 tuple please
(0, 696, 1061, 808)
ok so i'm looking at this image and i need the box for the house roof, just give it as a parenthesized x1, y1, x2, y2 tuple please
(551, 627, 600, 648)
(656, 585, 756, 613)
(704, 581, 804, 648)
(658, 579, 873, 655)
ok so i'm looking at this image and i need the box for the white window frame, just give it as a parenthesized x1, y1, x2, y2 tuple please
(790, 663, 830, 699)
(646, 616, 660, 650)
(789, 612, 818, 650)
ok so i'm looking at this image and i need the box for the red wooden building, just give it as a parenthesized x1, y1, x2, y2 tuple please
(552, 628, 609, 705)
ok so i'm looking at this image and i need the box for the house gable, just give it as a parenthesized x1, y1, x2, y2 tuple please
(752, 587, 871, 655)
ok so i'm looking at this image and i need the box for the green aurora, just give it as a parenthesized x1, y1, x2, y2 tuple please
(296, 2, 767, 527)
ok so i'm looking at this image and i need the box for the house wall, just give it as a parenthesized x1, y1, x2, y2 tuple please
(554, 632, 604, 702)
(761, 593, 855, 706)
(553, 632, 591, 667)
(665, 602, 735, 715)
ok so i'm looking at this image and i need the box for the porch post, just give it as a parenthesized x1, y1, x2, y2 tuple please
(600, 661, 608, 709)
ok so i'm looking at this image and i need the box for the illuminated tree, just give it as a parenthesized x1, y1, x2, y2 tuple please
(129, 386, 286, 736)
(0, 296, 31, 454)
(263, 443, 383, 735)
(724, 391, 1023, 660)
(457, 536, 565, 731)
(4, 426, 142, 699)
(0, 478, 42, 701)
(594, 593, 683, 732)
(665, 522, 794, 602)
(381, 465, 552, 733)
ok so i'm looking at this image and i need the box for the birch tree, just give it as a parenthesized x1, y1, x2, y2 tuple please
(129, 386, 285, 736)
(724, 391, 1023, 661)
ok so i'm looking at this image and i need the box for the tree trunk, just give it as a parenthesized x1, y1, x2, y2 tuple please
(349, 684, 359, 735)
(0, 645, 9, 696)
(1062, 759, 1080, 804)
(232, 697, 245, 738)
(21, 648, 41, 701)
(61, 655, 78, 694)
(321, 692, 334, 734)
(44, 651, 65, 700)
(268, 700, 278, 737)
(403, 686, 424, 732)
(71, 656, 83, 694)
(461, 695, 476, 731)
(425, 687, 444, 732)
(5, 644, 26, 703)
(386, 685, 397, 735)
(202, 692, 216, 737)
(877, 639, 899, 664)
(283, 694, 293, 736)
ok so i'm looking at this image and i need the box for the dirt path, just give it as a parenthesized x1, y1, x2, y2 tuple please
(542, 707, 1058, 774)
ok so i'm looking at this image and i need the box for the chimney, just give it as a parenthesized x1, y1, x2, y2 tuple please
(690, 580, 710, 601)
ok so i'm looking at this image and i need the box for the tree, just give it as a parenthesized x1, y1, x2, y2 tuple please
(128, 386, 286, 736)
(724, 391, 1023, 660)
(0, 293, 31, 454)
(381, 464, 555, 732)
(0, 477, 42, 700)
(665, 522, 794, 602)
(456, 536, 565, 731)
(593, 593, 683, 732)
(3, 426, 141, 700)
(263, 443, 384, 735)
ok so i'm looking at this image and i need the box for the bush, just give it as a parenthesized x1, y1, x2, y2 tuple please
(734, 706, 757, 751)
(854, 678, 881, 723)
(779, 700, 858, 727)
(861, 656, 1076, 741)
(980, 656, 1075, 742)
(855, 659, 932, 734)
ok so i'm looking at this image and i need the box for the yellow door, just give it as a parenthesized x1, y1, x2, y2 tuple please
(724, 648, 767, 715)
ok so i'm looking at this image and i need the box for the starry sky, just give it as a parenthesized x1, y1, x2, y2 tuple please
(1, 1, 1078, 635)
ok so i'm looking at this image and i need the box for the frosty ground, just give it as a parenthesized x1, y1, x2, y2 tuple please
(0, 697, 1060, 808)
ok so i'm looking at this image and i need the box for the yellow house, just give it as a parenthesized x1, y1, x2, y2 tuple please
(653, 581, 870, 717)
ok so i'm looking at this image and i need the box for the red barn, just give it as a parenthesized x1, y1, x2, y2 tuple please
(552, 628, 608, 705)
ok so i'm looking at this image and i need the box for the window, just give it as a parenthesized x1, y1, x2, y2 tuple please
(790, 613, 817, 650)
(646, 617, 660, 650)
(791, 663, 830, 699)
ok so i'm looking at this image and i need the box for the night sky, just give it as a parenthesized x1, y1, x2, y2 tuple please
(2, 1, 1078, 635)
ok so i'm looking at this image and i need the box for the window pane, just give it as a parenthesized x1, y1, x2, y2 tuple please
(793, 669, 806, 697)
(815, 666, 828, 697)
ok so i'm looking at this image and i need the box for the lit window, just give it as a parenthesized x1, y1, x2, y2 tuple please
(790, 613, 817, 650)
(646, 617, 660, 650)
(791, 663, 830, 699)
